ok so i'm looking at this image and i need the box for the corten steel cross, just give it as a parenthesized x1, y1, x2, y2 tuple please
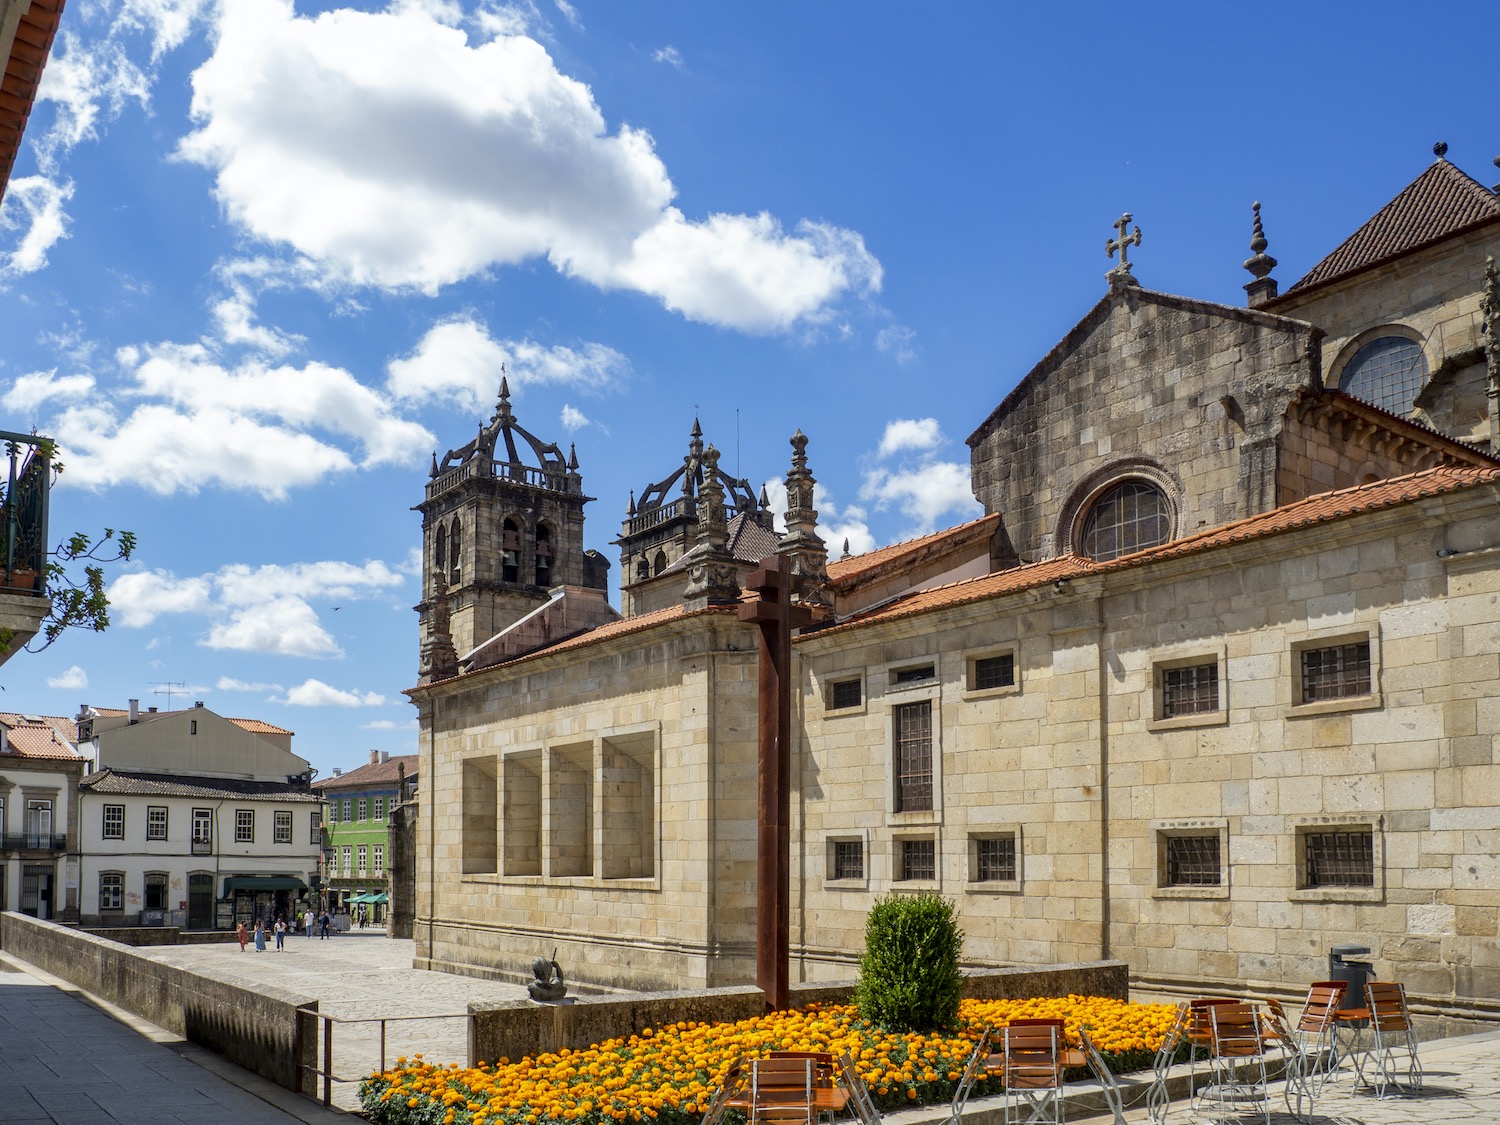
(739, 555, 812, 1012)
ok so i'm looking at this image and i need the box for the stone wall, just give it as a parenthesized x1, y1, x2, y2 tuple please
(470, 961, 1127, 1064)
(0, 911, 318, 1090)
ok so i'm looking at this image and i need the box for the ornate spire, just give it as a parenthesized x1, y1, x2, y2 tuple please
(682, 444, 740, 607)
(1106, 212, 1142, 289)
(496, 370, 513, 424)
(430, 451, 439, 479)
(627, 489, 637, 517)
(568, 442, 579, 471)
(1482, 255, 1499, 450)
(1243, 201, 1280, 307)
(777, 429, 831, 615)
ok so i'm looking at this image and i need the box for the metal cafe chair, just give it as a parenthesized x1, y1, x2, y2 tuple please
(1000, 1019, 1068, 1125)
(1145, 1002, 1190, 1125)
(1257, 998, 1317, 1122)
(1203, 1002, 1272, 1125)
(1289, 980, 1346, 1092)
(1364, 981, 1423, 1098)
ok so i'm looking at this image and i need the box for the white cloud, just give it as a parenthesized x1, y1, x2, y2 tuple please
(217, 676, 285, 692)
(33, 33, 150, 170)
(386, 316, 628, 411)
(760, 477, 876, 557)
(0, 176, 74, 274)
(859, 461, 978, 531)
(47, 665, 89, 690)
(118, 0, 212, 62)
(278, 678, 387, 707)
(876, 418, 942, 459)
(177, 0, 880, 331)
(652, 45, 684, 69)
(875, 324, 917, 364)
(361, 717, 419, 730)
(560, 403, 601, 433)
(552, 0, 581, 30)
(2, 370, 95, 416)
(107, 559, 405, 657)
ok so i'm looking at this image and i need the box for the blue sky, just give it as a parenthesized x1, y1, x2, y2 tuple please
(1, 0, 1496, 776)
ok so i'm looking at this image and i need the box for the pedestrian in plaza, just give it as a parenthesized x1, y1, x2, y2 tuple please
(236, 921, 248, 952)
(253, 920, 267, 952)
(274, 917, 286, 951)
(306, 911, 315, 939)
(319, 911, 330, 939)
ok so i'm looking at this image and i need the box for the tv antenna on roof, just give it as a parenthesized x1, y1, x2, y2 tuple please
(149, 681, 188, 709)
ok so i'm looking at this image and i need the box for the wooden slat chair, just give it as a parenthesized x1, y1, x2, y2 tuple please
(1365, 981, 1423, 1098)
(766, 1052, 846, 1125)
(746, 1057, 818, 1125)
(1204, 1002, 1272, 1125)
(1185, 997, 1237, 1106)
(1145, 1002, 1190, 1125)
(1288, 980, 1346, 1092)
(1000, 1019, 1067, 1125)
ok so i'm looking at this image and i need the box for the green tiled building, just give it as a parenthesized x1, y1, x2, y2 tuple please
(312, 751, 417, 923)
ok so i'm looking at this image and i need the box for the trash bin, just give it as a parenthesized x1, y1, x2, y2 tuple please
(1329, 944, 1376, 1005)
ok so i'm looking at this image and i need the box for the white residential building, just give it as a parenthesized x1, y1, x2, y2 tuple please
(0, 712, 84, 920)
(76, 701, 320, 929)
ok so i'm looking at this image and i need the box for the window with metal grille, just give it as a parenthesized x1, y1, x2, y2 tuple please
(972, 654, 1015, 691)
(832, 840, 863, 880)
(898, 838, 936, 881)
(1080, 480, 1171, 561)
(830, 678, 862, 710)
(235, 809, 254, 843)
(1162, 664, 1219, 717)
(1304, 830, 1374, 887)
(1300, 642, 1371, 702)
(274, 810, 292, 843)
(894, 701, 933, 812)
(974, 835, 1016, 882)
(1165, 834, 1221, 886)
(1338, 336, 1427, 417)
(103, 804, 124, 839)
(893, 664, 935, 685)
(99, 873, 123, 911)
(146, 806, 168, 841)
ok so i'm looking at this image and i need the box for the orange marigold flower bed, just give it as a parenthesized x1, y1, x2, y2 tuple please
(360, 996, 1179, 1125)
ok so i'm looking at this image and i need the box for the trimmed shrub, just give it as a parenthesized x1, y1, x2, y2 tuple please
(854, 891, 964, 1031)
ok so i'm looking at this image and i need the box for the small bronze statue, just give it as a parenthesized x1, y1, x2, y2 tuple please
(527, 948, 567, 1001)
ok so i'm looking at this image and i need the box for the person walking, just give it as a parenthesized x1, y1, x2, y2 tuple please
(236, 921, 248, 952)
(306, 910, 315, 939)
(319, 911, 330, 939)
(253, 920, 267, 952)
(274, 917, 286, 951)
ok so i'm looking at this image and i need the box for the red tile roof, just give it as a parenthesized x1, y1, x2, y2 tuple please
(312, 753, 420, 792)
(1282, 160, 1500, 298)
(0, 711, 80, 760)
(809, 465, 1500, 638)
(827, 514, 999, 588)
(81, 768, 320, 802)
(89, 707, 294, 736)
(0, 0, 65, 201)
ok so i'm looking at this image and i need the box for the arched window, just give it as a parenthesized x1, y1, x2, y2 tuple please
(1338, 335, 1427, 417)
(1079, 480, 1171, 561)
(635, 558, 649, 582)
(501, 518, 520, 583)
(653, 551, 668, 576)
(535, 524, 553, 587)
(434, 522, 446, 575)
(448, 518, 462, 582)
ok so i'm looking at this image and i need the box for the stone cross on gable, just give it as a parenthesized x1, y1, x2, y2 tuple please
(1106, 212, 1143, 287)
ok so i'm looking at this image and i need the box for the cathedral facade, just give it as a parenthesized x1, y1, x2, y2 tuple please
(407, 151, 1500, 1018)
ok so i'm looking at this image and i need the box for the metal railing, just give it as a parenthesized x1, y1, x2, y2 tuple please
(296, 1009, 475, 1109)
(0, 431, 51, 594)
(0, 832, 67, 851)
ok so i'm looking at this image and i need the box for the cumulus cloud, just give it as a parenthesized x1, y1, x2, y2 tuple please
(278, 678, 387, 707)
(857, 418, 980, 536)
(2, 370, 95, 416)
(0, 176, 74, 274)
(652, 45, 683, 68)
(177, 0, 880, 330)
(552, 0, 581, 30)
(875, 324, 917, 364)
(876, 417, 941, 459)
(361, 717, 419, 730)
(107, 559, 405, 657)
(386, 315, 628, 412)
(47, 665, 89, 690)
(761, 477, 877, 558)
(33, 32, 150, 170)
(217, 676, 284, 692)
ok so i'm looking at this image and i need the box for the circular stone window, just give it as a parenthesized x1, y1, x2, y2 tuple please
(1079, 480, 1172, 561)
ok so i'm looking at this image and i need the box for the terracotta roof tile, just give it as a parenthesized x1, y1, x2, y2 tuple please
(827, 515, 999, 587)
(312, 754, 420, 792)
(88, 707, 294, 736)
(1284, 161, 1500, 296)
(0, 711, 81, 760)
(0, 0, 65, 201)
(810, 465, 1500, 638)
(80, 768, 320, 802)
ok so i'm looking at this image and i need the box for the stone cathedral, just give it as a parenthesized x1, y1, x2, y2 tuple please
(408, 149, 1500, 1027)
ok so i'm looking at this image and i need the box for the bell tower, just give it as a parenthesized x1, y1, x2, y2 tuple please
(414, 380, 607, 681)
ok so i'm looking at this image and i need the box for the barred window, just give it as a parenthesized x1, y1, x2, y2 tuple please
(1301, 642, 1371, 703)
(1338, 335, 1427, 417)
(894, 701, 933, 812)
(1304, 830, 1374, 888)
(893, 664, 935, 685)
(1165, 834, 1221, 886)
(972, 654, 1015, 691)
(103, 804, 125, 840)
(99, 873, 123, 911)
(830, 678, 862, 710)
(1080, 480, 1171, 561)
(832, 840, 863, 880)
(898, 839, 936, 881)
(974, 835, 1016, 882)
(146, 806, 168, 841)
(274, 810, 292, 844)
(1162, 664, 1219, 718)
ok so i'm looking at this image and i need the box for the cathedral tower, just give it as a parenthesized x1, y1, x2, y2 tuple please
(414, 381, 607, 681)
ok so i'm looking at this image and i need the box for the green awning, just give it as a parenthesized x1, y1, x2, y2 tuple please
(223, 876, 307, 895)
(371, 892, 389, 903)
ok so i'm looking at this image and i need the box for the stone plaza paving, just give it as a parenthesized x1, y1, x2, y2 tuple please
(3, 930, 1499, 1124)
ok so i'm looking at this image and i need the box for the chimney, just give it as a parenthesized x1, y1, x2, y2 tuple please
(195, 700, 204, 708)
(128, 699, 139, 724)
(370, 750, 380, 765)
(332, 767, 342, 777)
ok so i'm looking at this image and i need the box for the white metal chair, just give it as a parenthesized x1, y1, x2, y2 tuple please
(1365, 981, 1422, 1098)
(1145, 1002, 1189, 1125)
(1203, 1002, 1271, 1125)
(1000, 1020, 1067, 1125)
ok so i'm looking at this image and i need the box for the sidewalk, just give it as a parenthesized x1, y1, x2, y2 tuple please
(0, 951, 352, 1124)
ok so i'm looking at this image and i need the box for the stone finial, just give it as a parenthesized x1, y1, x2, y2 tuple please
(496, 371, 513, 423)
(418, 572, 459, 683)
(1482, 256, 1499, 451)
(682, 444, 740, 607)
(689, 416, 704, 459)
(841, 537, 851, 560)
(777, 429, 832, 615)
(1106, 212, 1143, 289)
(697, 445, 728, 550)
(1433, 141, 1448, 159)
(1243, 201, 1280, 307)
(567, 443, 579, 471)
(627, 489, 637, 517)
(429, 451, 439, 479)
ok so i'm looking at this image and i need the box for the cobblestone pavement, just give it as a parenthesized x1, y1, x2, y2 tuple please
(140, 927, 529, 1111)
